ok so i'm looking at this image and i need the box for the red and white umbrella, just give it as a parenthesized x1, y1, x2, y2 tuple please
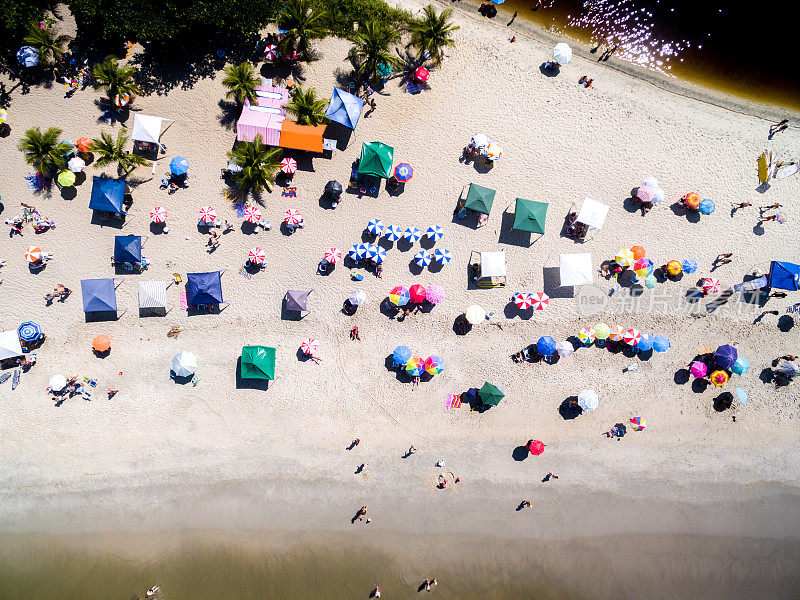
(300, 338, 318, 355)
(530, 292, 550, 310)
(284, 208, 302, 225)
(244, 205, 262, 223)
(150, 206, 167, 223)
(264, 44, 279, 60)
(248, 247, 266, 265)
(324, 247, 342, 264)
(624, 328, 641, 346)
(280, 157, 297, 174)
(199, 206, 217, 223)
(513, 292, 533, 310)
(702, 277, 721, 294)
(25, 246, 42, 262)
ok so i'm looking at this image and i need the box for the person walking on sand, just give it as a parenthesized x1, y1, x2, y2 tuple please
(770, 119, 789, 135)
(543, 472, 559, 482)
(760, 213, 782, 222)
(407, 445, 418, 457)
(507, 10, 517, 25)
(518, 500, 532, 509)
(354, 505, 367, 522)
(714, 253, 733, 265)
(356, 462, 367, 474)
(731, 201, 751, 211)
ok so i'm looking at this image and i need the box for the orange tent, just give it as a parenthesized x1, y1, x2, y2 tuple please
(279, 121, 325, 153)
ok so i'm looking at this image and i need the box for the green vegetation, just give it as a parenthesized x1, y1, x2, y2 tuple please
(227, 136, 282, 194)
(17, 126, 71, 174)
(91, 55, 142, 104)
(318, 0, 411, 39)
(91, 130, 150, 176)
(286, 86, 329, 126)
(348, 21, 401, 85)
(22, 19, 71, 65)
(0, 0, 51, 50)
(277, 0, 328, 60)
(408, 5, 458, 64)
(222, 62, 259, 105)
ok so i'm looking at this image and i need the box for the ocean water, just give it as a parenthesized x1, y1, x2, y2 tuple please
(499, 0, 800, 111)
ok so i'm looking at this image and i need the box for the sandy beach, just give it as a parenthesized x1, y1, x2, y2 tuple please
(1, 1, 799, 597)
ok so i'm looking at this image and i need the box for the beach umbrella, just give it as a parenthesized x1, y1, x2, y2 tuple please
(415, 250, 432, 267)
(698, 199, 715, 215)
(530, 292, 549, 310)
(367, 218, 384, 236)
(465, 304, 486, 325)
(652, 188, 666, 203)
(577, 327, 596, 345)
(325, 180, 343, 197)
(393, 346, 412, 364)
(17, 46, 39, 67)
(248, 247, 266, 265)
(642, 176, 658, 189)
(471, 133, 489, 149)
(556, 340, 574, 358)
(92, 334, 111, 352)
(775, 210, 788, 224)
(513, 292, 533, 310)
(49, 374, 67, 391)
(0, 108, 6, 125)
(76, 137, 93, 153)
(24, 246, 42, 263)
(777, 361, 800, 375)
(630, 416, 646, 431)
(372, 246, 387, 263)
(653, 336, 671, 352)
(634, 257, 653, 277)
(434, 249, 452, 265)
(404, 227, 422, 243)
(409, 284, 427, 303)
(364, 244, 379, 261)
(359, 142, 394, 179)
(702, 277, 721, 294)
(594, 323, 611, 340)
(264, 44, 279, 60)
(18, 321, 42, 343)
(609, 324, 624, 342)
(348, 244, 363, 260)
(644, 275, 657, 288)
(577, 389, 599, 413)
(394, 163, 414, 182)
(485, 142, 502, 161)
(240, 346, 275, 380)
(710, 370, 729, 387)
(57, 170, 75, 187)
(414, 66, 429, 82)
(300, 338, 318, 355)
(170, 156, 190, 176)
(690, 361, 708, 378)
(464, 183, 496, 214)
(389, 286, 410, 306)
(406, 356, 425, 377)
(513, 198, 548, 234)
(526, 439, 545, 455)
(426, 225, 444, 241)
(479, 382, 505, 406)
(349, 289, 366, 306)
(280, 157, 298, 174)
(171, 351, 197, 377)
(735, 387, 748, 405)
(384, 225, 402, 241)
(684, 192, 701, 209)
(244, 205, 262, 223)
(115, 93, 130, 107)
(682, 258, 698, 274)
(666, 260, 682, 276)
(284, 208, 302, 225)
(630, 245, 646, 260)
(425, 284, 445, 304)
(68, 156, 85, 172)
(624, 328, 641, 346)
(199, 206, 217, 224)
(636, 186, 655, 203)
(637, 333, 654, 352)
(324, 247, 342, 264)
(537, 336, 557, 356)
(425, 355, 445, 375)
(553, 42, 572, 64)
(715, 344, 738, 370)
(615, 248, 635, 268)
(732, 356, 750, 375)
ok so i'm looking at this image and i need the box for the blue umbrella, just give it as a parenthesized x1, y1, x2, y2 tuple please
(682, 258, 698, 274)
(17, 46, 39, 67)
(367, 218, 384, 236)
(384, 225, 402, 242)
(404, 227, 421, 243)
(699, 199, 715, 215)
(415, 250, 432, 267)
(348, 244, 363, 260)
(732, 356, 750, 375)
(373, 246, 387, 263)
(393, 345, 412, 364)
(715, 344, 738, 370)
(637, 333, 654, 352)
(17, 321, 42, 342)
(170, 156, 189, 176)
(364, 244, 379, 260)
(426, 225, 444, 241)
(434, 249, 452, 265)
(537, 336, 557, 356)
(653, 336, 671, 352)
(735, 387, 748, 404)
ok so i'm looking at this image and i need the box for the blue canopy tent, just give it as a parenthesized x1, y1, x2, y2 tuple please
(114, 235, 142, 265)
(768, 261, 800, 291)
(325, 88, 364, 130)
(81, 278, 118, 312)
(89, 176, 126, 213)
(187, 271, 224, 305)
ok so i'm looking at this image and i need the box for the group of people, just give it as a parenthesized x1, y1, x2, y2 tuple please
(5, 203, 55, 236)
(44, 284, 72, 303)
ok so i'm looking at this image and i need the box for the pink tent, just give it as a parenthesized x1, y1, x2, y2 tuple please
(236, 86, 290, 144)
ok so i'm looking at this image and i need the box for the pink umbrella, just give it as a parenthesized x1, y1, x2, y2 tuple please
(264, 44, 279, 60)
(513, 292, 533, 310)
(415, 66, 429, 82)
(702, 277, 721, 294)
(624, 328, 641, 345)
(530, 292, 549, 310)
(300, 338, 318, 355)
(636, 186, 655, 202)
(248, 247, 266, 265)
(280, 157, 298, 174)
(324, 247, 342, 264)
(284, 208, 302, 225)
(690, 361, 707, 378)
(199, 206, 217, 223)
(150, 206, 167, 223)
(244, 205, 262, 223)
(425, 284, 445, 304)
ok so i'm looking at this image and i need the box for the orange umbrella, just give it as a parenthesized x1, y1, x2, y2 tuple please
(76, 137, 93, 153)
(92, 334, 111, 352)
(666, 260, 682, 276)
(710, 370, 728, 386)
(684, 192, 701, 209)
(630, 245, 645, 260)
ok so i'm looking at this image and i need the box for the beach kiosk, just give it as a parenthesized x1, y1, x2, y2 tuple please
(186, 271, 224, 307)
(113, 235, 143, 269)
(512, 198, 548, 235)
(138, 281, 168, 316)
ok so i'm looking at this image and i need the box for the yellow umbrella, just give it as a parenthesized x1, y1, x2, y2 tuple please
(0, 108, 6, 124)
(594, 323, 610, 340)
(57, 170, 76, 187)
(666, 260, 682, 276)
(757, 150, 774, 184)
(615, 248, 634, 268)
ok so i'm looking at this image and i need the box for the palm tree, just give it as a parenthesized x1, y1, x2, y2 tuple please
(286, 86, 329, 126)
(278, 0, 328, 60)
(349, 21, 401, 85)
(17, 126, 71, 174)
(227, 135, 282, 193)
(22, 21, 71, 66)
(408, 5, 459, 64)
(91, 130, 150, 176)
(92, 56, 143, 104)
(222, 62, 258, 105)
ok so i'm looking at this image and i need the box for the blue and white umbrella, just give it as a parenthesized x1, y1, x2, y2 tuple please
(17, 321, 42, 342)
(415, 250, 432, 267)
(404, 227, 421, 243)
(373, 245, 387, 263)
(364, 244, 379, 260)
(170, 156, 190, 176)
(682, 258, 698, 274)
(434, 248, 452, 265)
(426, 225, 444, 241)
(384, 225, 402, 242)
(348, 244, 363, 260)
(17, 46, 39, 67)
(367, 218, 384, 236)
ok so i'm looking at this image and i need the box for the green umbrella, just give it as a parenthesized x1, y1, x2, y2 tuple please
(479, 382, 505, 406)
(464, 183, 496, 215)
(58, 170, 76, 187)
(358, 141, 394, 178)
(240, 345, 276, 380)
(512, 198, 548, 234)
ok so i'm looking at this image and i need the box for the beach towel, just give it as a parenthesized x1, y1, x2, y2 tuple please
(405, 78, 423, 95)
(235, 203, 246, 218)
(25, 175, 38, 191)
(238, 266, 252, 280)
(282, 186, 297, 197)
(180, 291, 188, 310)
(446, 394, 462, 408)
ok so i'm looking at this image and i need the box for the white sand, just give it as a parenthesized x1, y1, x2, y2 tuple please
(1, 1, 799, 545)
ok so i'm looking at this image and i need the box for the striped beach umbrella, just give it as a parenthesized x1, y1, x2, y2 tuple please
(248, 247, 266, 265)
(513, 292, 533, 310)
(384, 225, 402, 241)
(406, 356, 425, 377)
(264, 44, 279, 60)
(425, 355, 445, 375)
(486, 142, 502, 161)
(280, 157, 298, 174)
(348, 244, 363, 260)
(324, 247, 342, 264)
(394, 163, 414, 182)
(426, 225, 443, 241)
(17, 321, 42, 342)
(409, 284, 426, 303)
(389, 286, 410, 306)
(150, 206, 167, 223)
(615, 248, 635, 268)
(300, 338, 318, 355)
(25, 246, 42, 262)
(373, 246, 387, 263)
(244, 205, 262, 223)
(636, 186, 655, 202)
(404, 227, 421, 243)
(284, 208, 302, 225)
(434, 249, 452, 265)
(415, 250, 432, 267)
(594, 323, 610, 340)
(425, 284, 445, 304)
(364, 244, 379, 260)
(609, 324, 625, 342)
(199, 206, 217, 223)
(624, 328, 641, 346)
(367, 218, 384, 236)
(629, 417, 646, 431)
(530, 292, 549, 310)
(577, 327, 596, 345)
(702, 277, 721, 294)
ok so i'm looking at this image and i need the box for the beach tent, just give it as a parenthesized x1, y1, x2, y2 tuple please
(513, 198, 548, 234)
(240, 345, 276, 380)
(559, 253, 593, 286)
(358, 142, 394, 178)
(279, 120, 325, 153)
(0, 330, 24, 360)
(480, 251, 506, 278)
(138, 280, 167, 311)
(576, 197, 609, 229)
(114, 235, 142, 265)
(768, 261, 800, 291)
(237, 99, 283, 143)
(131, 114, 172, 144)
(89, 176, 126, 213)
(285, 289, 311, 312)
(187, 271, 224, 305)
(81, 278, 117, 312)
(464, 183, 496, 215)
(326, 88, 364, 129)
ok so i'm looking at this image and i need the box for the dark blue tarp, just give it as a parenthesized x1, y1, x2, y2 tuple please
(81, 278, 117, 312)
(769, 261, 800, 291)
(325, 88, 364, 130)
(114, 235, 142, 264)
(89, 176, 126, 213)
(187, 271, 223, 305)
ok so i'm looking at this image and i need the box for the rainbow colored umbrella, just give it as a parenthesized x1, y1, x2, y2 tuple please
(577, 327, 596, 345)
(424, 355, 444, 375)
(629, 416, 646, 431)
(775, 211, 788, 224)
(389, 286, 410, 306)
(406, 356, 425, 377)
(710, 370, 729, 386)
(634, 257, 653, 277)
(394, 163, 414, 182)
(690, 361, 708, 378)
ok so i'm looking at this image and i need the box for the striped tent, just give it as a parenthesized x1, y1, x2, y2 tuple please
(138, 280, 167, 310)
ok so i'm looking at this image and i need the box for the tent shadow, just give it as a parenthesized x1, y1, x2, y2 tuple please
(497, 210, 533, 247)
(543, 266, 573, 298)
(512, 445, 529, 461)
(139, 307, 166, 318)
(235, 357, 270, 390)
(559, 397, 582, 420)
(90, 211, 125, 229)
(84, 310, 119, 323)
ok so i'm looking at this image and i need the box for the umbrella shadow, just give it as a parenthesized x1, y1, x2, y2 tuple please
(504, 302, 533, 320)
(539, 63, 560, 77)
(559, 397, 582, 420)
(691, 379, 709, 393)
(171, 373, 194, 385)
(384, 354, 411, 383)
(512, 445, 529, 461)
(235, 357, 270, 390)
(713, 392, 733, 412)
(380, 298, 400, 320)
(674, 368, 691, 385)
(453, 314, 472, 335)
(778, 315, 794, 332)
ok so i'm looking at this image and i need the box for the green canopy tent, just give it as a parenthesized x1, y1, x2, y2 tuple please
(358, 141, 394, 178)
(464, 183, 496, 215)
(479, 382, 505, 406)
(512, 198, 548, 234)
(240, 345, 276, 380)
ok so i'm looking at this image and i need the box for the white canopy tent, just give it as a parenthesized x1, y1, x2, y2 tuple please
(138, 280, 167, 310)
(0, 330, 24, 360)
(131, 114, 173, 144)
(559, 253, 593, 286)
(480, 251, 506, 278)
(576, 197, 609, 229)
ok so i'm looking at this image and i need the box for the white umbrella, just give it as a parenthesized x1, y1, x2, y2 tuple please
(465, 304, 486, 325)
(642, 176, 659, 189)
(556, 340, 574, 358)
(49, 374, 67, 391)
(652, 188, 666, 204)
(553, 42, 572, 65)
(349, 289, 366, 306)
(576, 197, 609, 229)
(171, 351, 197, 377)
(778, 361, 800, 375)
(471, 134, 489, 149)
(68, 156, 85, 172)
(577, 389, 599, 413)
